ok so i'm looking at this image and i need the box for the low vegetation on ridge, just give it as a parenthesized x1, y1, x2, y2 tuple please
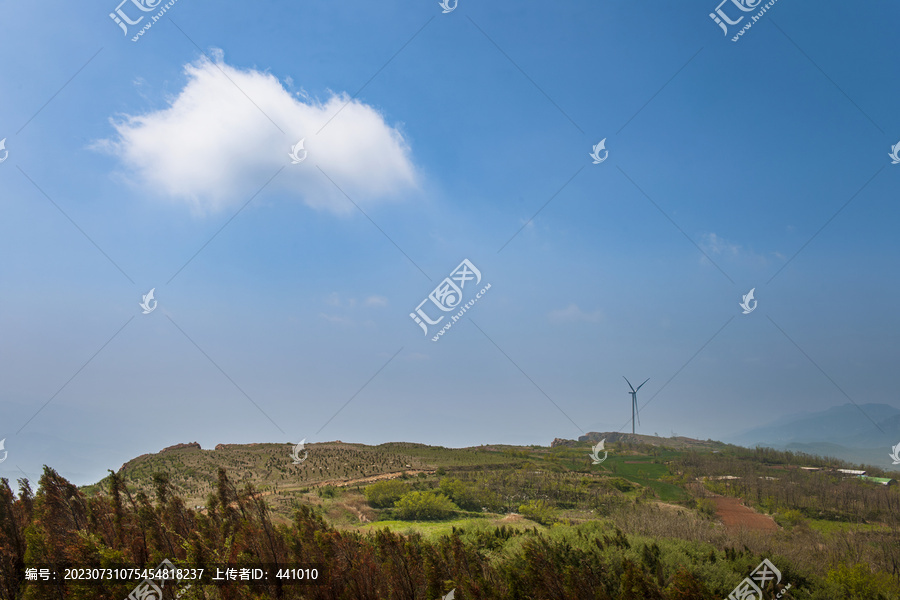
(1, 436, 897, 599)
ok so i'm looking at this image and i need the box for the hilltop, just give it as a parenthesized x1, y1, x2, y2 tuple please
(92, 440, 522, 514)
(86, 433, 898, 526)
(552, 432, 725, 450)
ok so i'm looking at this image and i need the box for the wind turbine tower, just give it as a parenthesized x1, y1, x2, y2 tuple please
(623, 376, 650, 435)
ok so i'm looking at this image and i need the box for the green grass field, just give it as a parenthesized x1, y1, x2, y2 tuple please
(355, 515, 541, 540)
(602, 455, 687, 502)
(805, 518, 892, 535)
(543, 447, 688, 502)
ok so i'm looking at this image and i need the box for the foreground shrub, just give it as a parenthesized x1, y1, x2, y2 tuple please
(394, 491, 458, 520)
(518, 499, 555, 526)
(439, 477, 503, 512)
(696, 498, 717, 517)
(620, 559, 663, 600)
(364, 479, 409, 508)
(665, 567, 715, 600)
(775, 508, 806, 528)
(824, 563, 900, 600)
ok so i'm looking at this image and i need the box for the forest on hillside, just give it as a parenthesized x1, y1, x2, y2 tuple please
(1, 454, 899, 600)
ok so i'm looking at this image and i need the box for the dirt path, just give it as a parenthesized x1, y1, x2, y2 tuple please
(713, 496, 778, 532)
(346, 504, 370, 523)
(308, 470, 435, 489)
(654, 502, 690, 515)
(246, 469, 437, 502)
(689, 481, 778, 532)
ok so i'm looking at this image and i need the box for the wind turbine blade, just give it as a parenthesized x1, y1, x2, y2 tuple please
(636, 378, 650, 391)
(623, 376, 636, 392)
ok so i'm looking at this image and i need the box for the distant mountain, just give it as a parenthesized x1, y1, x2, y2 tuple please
(844, 412, 900, 447)
(726, 403, 900, 470)
(782, 442, 897, 471)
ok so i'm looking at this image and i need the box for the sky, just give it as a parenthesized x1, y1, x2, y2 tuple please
(1, 0, 898, 485)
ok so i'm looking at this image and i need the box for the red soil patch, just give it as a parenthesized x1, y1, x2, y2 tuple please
(714, 497, 778, 532)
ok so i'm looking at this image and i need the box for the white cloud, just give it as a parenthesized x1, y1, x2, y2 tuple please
(95, 54, 417, 216)
(319, 313, 353, 325)
(364, 295, 388, 307)
(699, 233, 769, 268)
(549, 303, 603, 323)
(701, 232, 741, 256)
(320, 293, 387, 326)
(326, 293, 386, 308)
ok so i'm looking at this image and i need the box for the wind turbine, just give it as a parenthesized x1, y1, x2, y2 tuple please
(623, 376, 649, 435)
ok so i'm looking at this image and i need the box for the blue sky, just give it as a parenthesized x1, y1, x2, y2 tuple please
(1, 0, 898, 485)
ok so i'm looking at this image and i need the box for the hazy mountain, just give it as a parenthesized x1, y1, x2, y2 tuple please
(782, 442, 898, 471)
(726, 403, 900, 469)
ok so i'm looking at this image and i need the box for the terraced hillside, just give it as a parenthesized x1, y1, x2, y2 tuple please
(88, 440, 521, 510)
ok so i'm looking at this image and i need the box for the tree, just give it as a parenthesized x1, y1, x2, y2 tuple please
(394, 492, 457, 521)
(517, 500, 555, 526)
(825, 563, 900, 600)
(364, 480, 409, 508)
(665, 568, 714, 600)
(620, 559, 663, 600)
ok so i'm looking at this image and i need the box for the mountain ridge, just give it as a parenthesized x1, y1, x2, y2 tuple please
(726, 402, 900, 469)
